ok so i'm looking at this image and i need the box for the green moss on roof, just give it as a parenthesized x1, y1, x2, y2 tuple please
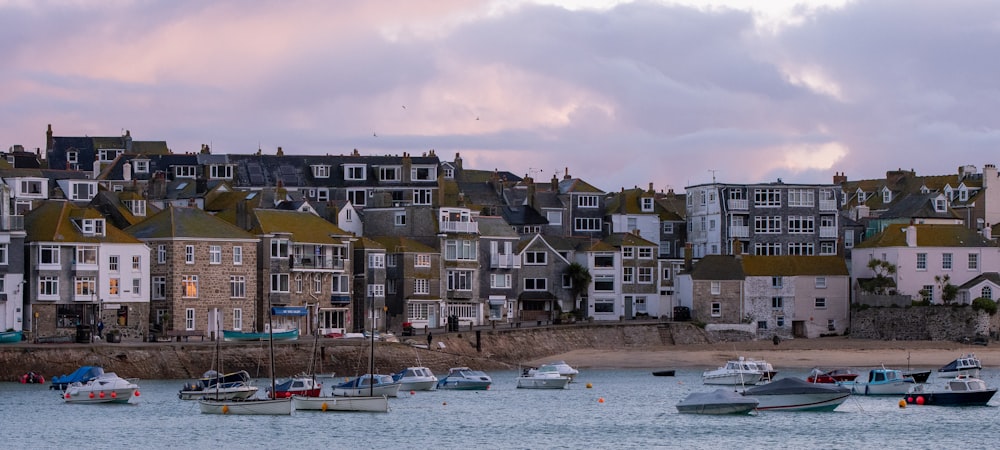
(251, 209, 350, 243)
(25, 201, 142, 244)
(125, 205, 256, 240)
(855, 223, 996, 248)
(740, 255, 848, 276)
(370, 236, 436, 253)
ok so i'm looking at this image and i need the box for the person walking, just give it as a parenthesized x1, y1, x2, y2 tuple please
(427, 331, 433, 349)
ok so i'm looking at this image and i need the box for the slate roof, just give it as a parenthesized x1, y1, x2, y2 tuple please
(558, 177, 604, 194)
(369, 236, 437, 253)
(601, 232, 658, 248)
(739, 255, 849, 276)
(477, 216, 520, 238)
(500, 205, 548, 226)
(876, 193, 959, 220)
(854, 223, 997, 248)
(25, 201, 142, 244)
(958, 273, 1000, 290)
(689, 255, 745, 280)
(125, 205, 256, 240)
(248, 209, 350, 243)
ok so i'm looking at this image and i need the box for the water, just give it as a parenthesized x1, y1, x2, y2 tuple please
(4, 367, 1000, 449)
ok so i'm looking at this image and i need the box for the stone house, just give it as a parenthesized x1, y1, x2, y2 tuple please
(740, 255, 850, 338)
(371, 236, 441, 332)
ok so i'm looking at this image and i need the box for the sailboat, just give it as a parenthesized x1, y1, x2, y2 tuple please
(198, 307, 293, 415)
(293, 292, 389, 413)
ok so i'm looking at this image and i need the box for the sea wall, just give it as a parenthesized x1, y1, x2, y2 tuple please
(849, 305, 996, 340)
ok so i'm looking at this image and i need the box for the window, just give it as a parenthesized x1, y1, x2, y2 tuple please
(777, 316, 785, 327)
(968, 253, 979, 270)
(772, 296, 783, 309)
(524, 278, 547, 291)
(622, 247, 634, 258)
(271, 239, 289, 259)
(77, 247, 98, 265)
(815, 297, 827, 309)
(379, 166, 400, 181)
(659, 242, 671, 256)
(641, 197, 654, 212)
(175, 166, 197, 178)
(562, 274, 573, 288)
(820, 241, 835, 255)
(447, 270, 473, 291)
(787, 216, 815, 233)
(490, 274, 511, 288)
(662, 267, 672, 281)
(594, 254, 614, 267)
(312, 165, 331, 178)
(331, 275, 350, 293)
(185, 245, 195, 264)
(209, 246, 222, 264)
(635, 296, 647, 313)
(754, 188, 781, 207)
(663, 223, 674, 234)
(982, 286, 993, 300)
(75, 276, 95, 296)
(394, 212, 406, 226)
(183, 308, 195, 330)
(787, 243, 814, 255)
(577, 195, 599, 208)
(408, 303, 430, 320)
(157, 245, 166, 264)
(294, 275, 303, 293)
(39, 276, 59, 297)
(152, 277, 166, 299)
(414, 279, 430, 294)
(445, 240, 477, 261)
(411, 165, 436, 181)
(347, 189, 367, 206)
(638, 267, 653, 284)
(271, 273, 290, 293)
(132, 255, 141, 271)
(758, 321, 768, 330)
(711, 281, 721, 295)
(638, 248, 653, 259)
(595, 299, 615, 313)
(574, 218, 602, 231)
(233, 309, 243, 331)
(754, 216, 782, 233)
(313, 277, 323, 294)
(916, 253, 927, 270)
(772, 277, 783, 288)
(415, 254, 431, 267)
(208, 164, 233, 179)
(942, 253, 952, 270)
(386, 254, 398, 268)
(754, 243, 782, 256)
(711, 302, 721, 317)
(345, 164, 366, 180)
(368, 254, 385, 268)
(815, 277, 827, 289)
(546, 211, 562, 225)
(922, 284, 934, 302)
(182, 275, 198, 298)
(233, 246, 243, 265)
(413, 188, 433, 205)
(622, 267, 634, 283)
(133, 159, 149, 173)
(627, 218, 638, 231)
(594, 276, 614, 292)
(787, 189, 815, 207)
(523, 251, 547, 265)
(40, 245, 60, 264)
(828, 319, 836, 331)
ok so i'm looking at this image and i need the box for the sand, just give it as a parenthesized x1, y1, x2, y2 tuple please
(526, 337, 996, 370)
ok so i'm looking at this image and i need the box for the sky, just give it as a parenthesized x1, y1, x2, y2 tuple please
(2, 0, 999, 194)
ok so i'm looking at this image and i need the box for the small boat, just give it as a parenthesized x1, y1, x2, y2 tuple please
(702, 357, 764, 386)
(529, 361, 579, 381)
(0, 330, 23, 343)
(222, 328, 299, 341)
(178, 370, 259, 400)
(292, 394, 390, 413)
(436, 367, 493, 391)
(746, 358, 778, 381)
(742, 377, 851, 411)
(903, 370, 932, 384)
(806, 368, 859, 384)
(676, 389, 759, 415)
(333, 374, 401, 398)
(50, 366, 104, 390)
(20, 371, 45, 384)
(517, 365, 571, 389)
(62, 371, 140, 404)
(904, 375, 998, 406)
(652, 370, 676, 377)
(936, 353, 981, 378)
(268, 374, 322, 398)
(392, 367, 438, 391)
(843, 367, 915, 395)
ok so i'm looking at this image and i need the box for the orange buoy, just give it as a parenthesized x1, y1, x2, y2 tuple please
(586, 383, 593, 389)
(598, 397, 605, 403)
(222, 405, 229, 414)
(321, 402, 328, 411)
(898, 399, 906, 408)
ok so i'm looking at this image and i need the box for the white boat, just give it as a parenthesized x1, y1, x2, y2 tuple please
(529, 361, 579, 381)
(333, 374, 401, 398)
(62, 372, 140, 404)
(741, 377, 851, 411)
(178, 370, 258, 400)
(844, 367, 915, 396)
(936, 353, 981, 378)
(292, 394, 390, 412)
(392, 367, 438, 391)
(745, 358, 778, 381)
(436, 367, 493, 390)
(676, 389, 759, 415)
(517, 365, 571, 389)
(702, 357, 764, 385)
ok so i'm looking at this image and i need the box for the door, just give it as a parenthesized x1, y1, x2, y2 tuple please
(428, 305, 438, 329)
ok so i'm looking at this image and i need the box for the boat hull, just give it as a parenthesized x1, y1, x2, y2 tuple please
(398, 379, 438, 391)
(750, 393, 851, 411)
(63, 387, 137, 404)
(516, 376, 570, 389)
(179, 385, 258, 400)
(198, 398, 292, 415)
(703, 373, 763, 385)
(904, 389, 997, 406)
(848, 381, 914, 396)
(436, 380, 491, 390)
(0, 330, 22, 343)
(223, 329, 298, 341)
(333, 384, 400, 398)
(677, 389, 760, 415)
(292, 395, 389, 412)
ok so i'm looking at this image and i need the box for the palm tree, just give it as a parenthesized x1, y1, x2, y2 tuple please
(564, 262, 592, 318)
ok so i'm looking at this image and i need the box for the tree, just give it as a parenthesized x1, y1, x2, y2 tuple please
(859, 258, 897, 295)
(564, 262, 592, 314)
(935, 274, 959, 305)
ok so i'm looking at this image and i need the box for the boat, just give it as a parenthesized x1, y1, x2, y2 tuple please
(198, 307, 292, 415)
(746, 358, 778, 381)
(936, 353, 981, 378)
(333, 374, 401, 398)
(50, 366, 104, 390)
(676, 389, 759, 415)
(222, 328, 299, 341)
(268, 374, 322, 398)
(436, 367, 493, 390)
(62, 371, 140, 404)
(702, 357, 764, 385)
(20, 371, 45, 384)
(904, 375, 998, 406)
(806, 368, 859, 384)
(517, 364, 571, 389)
(652, 370, 676, 377)
(0, 330, 22, 343)
(529, 361, 579, 381)
(178, 370, 258, 400)
(843, 367, 915, 395)
(392, 367, 438, 391)
(903, 370, 932, 384)
(741, 377, 851, 411)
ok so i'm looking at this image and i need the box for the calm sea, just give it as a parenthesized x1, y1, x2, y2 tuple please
(4, 367, 1000, 449)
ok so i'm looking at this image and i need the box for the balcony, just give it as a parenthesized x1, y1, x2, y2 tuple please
(819, 226, 838, 238)
(727, 199, 749, 210)
(728, 225, 749, 238)
(490, 253, 521, 269)
(819, 199, 838, 211)
(291, 256, 345, 270)
(440, 221, 478, 234)
(0, 215, 23, 231)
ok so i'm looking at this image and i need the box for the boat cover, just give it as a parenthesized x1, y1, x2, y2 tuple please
(678, 389, 759, 408)
(743, 377, 850, 396)
(51, 366, 104, 387)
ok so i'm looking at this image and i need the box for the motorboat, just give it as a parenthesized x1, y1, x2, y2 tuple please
(178, 370, 259, 400)
(0, 330, 22, 343)
(62, 371, 140, 404)
(222, 328, 299, 341)
(20, 371, 45, 384)
(529, 361, 579, 381)
(333, 374, 401, 398)
(50, 366, 104, 391)
(903, 370, 932, 384)
(843, 367, 915, 395)
(904, 375, 998, 406)
(676, 389, 759, 415)
(741, 377, 851, 411)
(746, 359, 778, 381)
(392, 367, 438, 391)
(292, 394, 389, 413)
(652, 370, 676, 377)
(702, 357, 764, 385)
(806, 368, 859, 384)
(517, 364, 571, 389)
(936, 353, 981, 378)
(268, 374, 322, 398)
(436, 367, 493, 391)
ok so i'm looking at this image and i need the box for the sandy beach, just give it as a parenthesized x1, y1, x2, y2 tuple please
(527, 336, 997, 370)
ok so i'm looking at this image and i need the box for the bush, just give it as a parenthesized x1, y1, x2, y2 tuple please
(971, 298, 998, 315)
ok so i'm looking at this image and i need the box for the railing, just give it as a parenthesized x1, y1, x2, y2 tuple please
(490, 253, 520, 269)
(727, 199, 749, 210)
(440, 221, 478, 233)
(819, 199, 838, 211)
(728, 225, 749, 238)
(291, 256, 345, 270)
(819, 227, 838, 238)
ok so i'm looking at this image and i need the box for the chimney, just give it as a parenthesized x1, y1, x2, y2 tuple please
(833, 171, 847, 185)
(551, 173, 559, 191)
(983, 224, 992, 240)
(454, 152, 463, 171)
(526, 176, 536, 210)
(684, 242, 693, 272)
(905, 225, 917, 247)
(648, 182, 654, 193)
(276, 146, 284, 156)
(563, 167, 571, 180)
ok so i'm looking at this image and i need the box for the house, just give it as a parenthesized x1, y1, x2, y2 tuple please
(957, 273, 1000, 305)
(740, 255, 850, 338)
(352, 237, 387, 332)
(477, 216, 521, 324)
(371, 236, 441, 332)
(0, 183, 26, 335)
(676, 255, 745, 324)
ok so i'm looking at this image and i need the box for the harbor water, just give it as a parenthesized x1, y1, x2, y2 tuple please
(4, 367, 1000, 449)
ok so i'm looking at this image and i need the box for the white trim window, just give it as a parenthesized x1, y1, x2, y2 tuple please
(344, 164, 367, 181)
(209, 245, 222, 264)
(490, 274, 511, 288)
(577, 195, 599, 208)
(233, 246, 243, 265)
(185, 245, 195, 264)
(230, 276, 246, 298)
(414, 278, 430, 294)
(271, 273, 290, 293)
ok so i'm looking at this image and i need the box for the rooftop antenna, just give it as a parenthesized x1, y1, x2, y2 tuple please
(708, 169, 718, 184)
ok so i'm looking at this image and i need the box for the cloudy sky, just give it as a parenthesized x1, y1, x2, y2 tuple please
(2, 0, 998, 193)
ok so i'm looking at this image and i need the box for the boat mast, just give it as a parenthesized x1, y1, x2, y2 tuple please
(267, 298, 277, 398)
(369, 271, 375, 398)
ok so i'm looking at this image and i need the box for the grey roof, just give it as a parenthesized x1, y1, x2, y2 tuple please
(690, 255, 745, 280)
(476, 216, 519, 238)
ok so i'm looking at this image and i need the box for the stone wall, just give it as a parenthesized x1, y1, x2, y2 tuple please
(849, 305, 994, 340)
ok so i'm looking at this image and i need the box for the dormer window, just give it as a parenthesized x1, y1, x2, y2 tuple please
(19, 179, 44, 196)
(311, 165, 331, 178)
(133, 159, 149, 173)
(411, 165, 437, 181)
(379, 166, 401, 182)
(641, 197, 654, 212)
(944, 185, 954, 201)
(79, 218, 105, 236)
(935, 198, 947, 212)
(209, 164, 234, 179)
(882, 188, 892, 204)
(67, 151, 78, 164)
(443, 167, 455, 179)
(855, 188, 866, 203)
(129, 200, 146, 217)
(317, 189, 329, 201)
(344, 164, 366, 181)
(840, 190, 847, 205)
(70, 181, 97, 201)
(98, 149, 123, 162)
(959, 186, 969, 202)
(174, 166, 197, 178)
(919, 185, 930, 194)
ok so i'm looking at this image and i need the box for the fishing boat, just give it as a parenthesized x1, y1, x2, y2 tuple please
(936, 353, 981, 378)
(904, 375, 998, 406)
(178, 370, 258, 400)
(62, 371, 140, 404)
(741, 377, 851, 411)
(676, 389, 759, 415)
(806, 368, 859, 384)
(392, 367, 438, 391)
(222, 328, 299, 341)
(333, 374, 401, 398)
(843, 367, 915, 396)
(268, 374, 322, 399)
(0, 330, 22, 343)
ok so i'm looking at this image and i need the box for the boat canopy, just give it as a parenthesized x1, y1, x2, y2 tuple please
(743, 377, 850, 396)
